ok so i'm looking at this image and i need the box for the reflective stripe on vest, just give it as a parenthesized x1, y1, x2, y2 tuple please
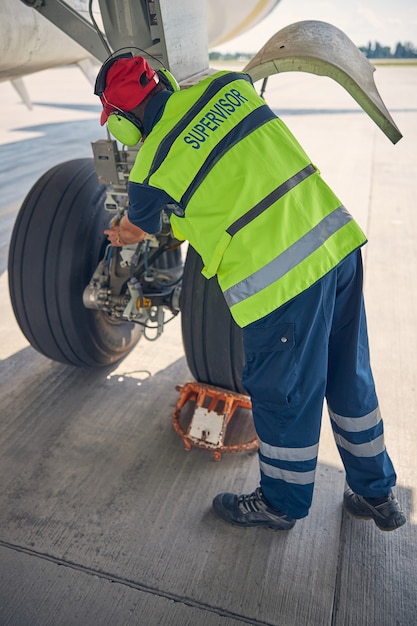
(226, 164, 316, 236)
(224, 204, 353, 308)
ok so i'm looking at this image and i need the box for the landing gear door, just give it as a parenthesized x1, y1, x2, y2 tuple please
(243, 20, 402, 144)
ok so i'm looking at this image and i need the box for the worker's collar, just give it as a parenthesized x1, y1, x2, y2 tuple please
(143, 90, 172, 136)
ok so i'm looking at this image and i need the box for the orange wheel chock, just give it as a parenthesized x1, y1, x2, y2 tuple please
(173, 381, 258, 461)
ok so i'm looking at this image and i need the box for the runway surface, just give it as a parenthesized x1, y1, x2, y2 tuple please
(0, 63, 416, 625)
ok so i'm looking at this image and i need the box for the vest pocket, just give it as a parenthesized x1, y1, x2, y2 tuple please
(201, 230, 232, 278)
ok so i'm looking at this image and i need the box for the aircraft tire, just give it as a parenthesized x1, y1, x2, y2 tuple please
(180, 245, 245, 393)
(8, 158, 142, 367)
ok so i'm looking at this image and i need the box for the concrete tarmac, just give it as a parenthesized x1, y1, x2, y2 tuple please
(0, 63, 416, 625)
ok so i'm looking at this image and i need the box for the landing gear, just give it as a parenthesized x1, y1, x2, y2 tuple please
(8, 158, 141, 366)
(8, 159, 245, 392)
(181, 246, 245, 393)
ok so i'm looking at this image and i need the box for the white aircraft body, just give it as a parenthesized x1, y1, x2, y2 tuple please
(0, 0, 279, 82)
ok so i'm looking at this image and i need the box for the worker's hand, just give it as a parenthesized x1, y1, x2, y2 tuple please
(104, 215, 147, 247)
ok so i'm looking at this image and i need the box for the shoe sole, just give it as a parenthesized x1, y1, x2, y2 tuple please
(344, 507, 405, 531)
(212, 509, 294, 531)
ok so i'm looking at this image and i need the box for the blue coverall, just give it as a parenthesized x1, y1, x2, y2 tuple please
(242, 249, 397, 519)
(126, 91, 397, 521)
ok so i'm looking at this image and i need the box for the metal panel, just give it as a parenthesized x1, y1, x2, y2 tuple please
(98, 1, 210, 80)
(98, 0, 153, 53)
(156, 0, 209, 81)
(20, 0, 209, 81)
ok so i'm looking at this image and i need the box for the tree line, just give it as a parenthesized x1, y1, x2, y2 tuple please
(359, 41, 417, 58)
(210, 41, 417, 61)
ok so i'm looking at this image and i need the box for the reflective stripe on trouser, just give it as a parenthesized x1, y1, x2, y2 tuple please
(242, 250, 397, 519)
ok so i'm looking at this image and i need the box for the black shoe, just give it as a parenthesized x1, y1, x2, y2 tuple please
(343, 488, 406, 531)
(212, 487, 296, 531)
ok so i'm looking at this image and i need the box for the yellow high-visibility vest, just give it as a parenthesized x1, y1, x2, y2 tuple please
(130, 71, 367, 327)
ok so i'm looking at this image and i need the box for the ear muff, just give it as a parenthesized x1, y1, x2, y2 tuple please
(103, 64, 179, 145)
(107, 111, 143, 146)
(157, 68, 180, 93)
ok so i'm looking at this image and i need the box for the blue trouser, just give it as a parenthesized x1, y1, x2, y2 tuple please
(242, 250, 397, 519)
